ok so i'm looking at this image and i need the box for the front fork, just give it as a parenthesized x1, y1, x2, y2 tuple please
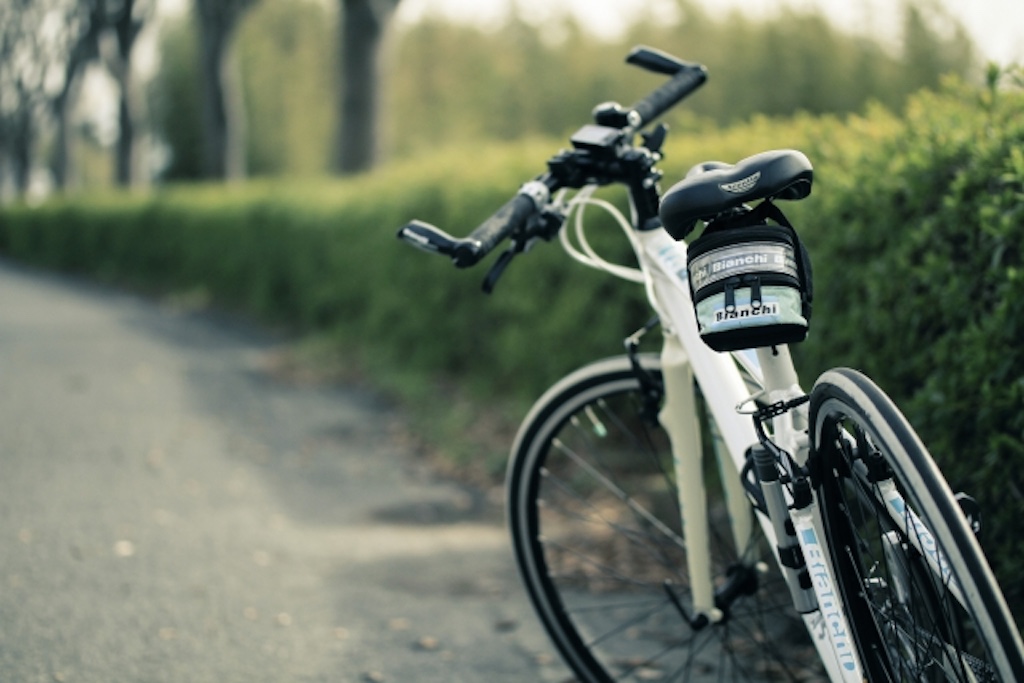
(650, 331, 754, 622)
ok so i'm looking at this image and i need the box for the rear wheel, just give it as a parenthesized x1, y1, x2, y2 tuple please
(507, 355, 824, 682)
(810, 368, 1024, 682)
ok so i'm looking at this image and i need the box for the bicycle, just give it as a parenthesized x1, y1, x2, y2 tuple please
(397, 46, 1024, 682)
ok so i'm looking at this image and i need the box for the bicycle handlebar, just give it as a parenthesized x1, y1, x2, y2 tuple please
(397, 179, 552, 268)
(397, 46, 707, 271)
(627, 63, 707, 130)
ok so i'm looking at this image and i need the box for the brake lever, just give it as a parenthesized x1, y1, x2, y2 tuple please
(480, 207, 566, 294)
(482, 245, 517, 294)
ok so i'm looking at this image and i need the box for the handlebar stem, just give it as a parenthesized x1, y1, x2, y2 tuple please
(623, 149, 665, 231)
(546, 140, 666, 231)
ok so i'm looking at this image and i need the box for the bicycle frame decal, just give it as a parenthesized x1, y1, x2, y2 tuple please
(792, 510, 863, 681)
(650, 240, 689, 285)
(879, 480, 966, 605)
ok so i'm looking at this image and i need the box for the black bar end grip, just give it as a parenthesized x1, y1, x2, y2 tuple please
(630, 65, 707, 129)
(626, 45, 693, 76)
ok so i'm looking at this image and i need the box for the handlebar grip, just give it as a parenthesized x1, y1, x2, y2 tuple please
(456, 192, 537, 267)
(397, 180, 550, 268)
(629, 64, 707, 128)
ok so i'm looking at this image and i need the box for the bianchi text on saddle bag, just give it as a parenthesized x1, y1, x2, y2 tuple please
(686, 205, 812, 352)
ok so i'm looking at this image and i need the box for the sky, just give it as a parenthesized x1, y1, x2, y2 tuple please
(394, 0, 1024, 65)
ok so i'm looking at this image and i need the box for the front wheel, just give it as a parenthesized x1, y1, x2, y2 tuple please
(507, 354, 824, 682)
(810, 368, 1024, 682)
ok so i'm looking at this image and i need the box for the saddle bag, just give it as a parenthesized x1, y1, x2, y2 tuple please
(686, 203, 812, 352)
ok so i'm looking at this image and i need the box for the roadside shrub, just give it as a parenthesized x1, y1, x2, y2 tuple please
(798, 74, 1024, 618)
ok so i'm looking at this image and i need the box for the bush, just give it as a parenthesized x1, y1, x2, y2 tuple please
(798, 73, 1024, 618)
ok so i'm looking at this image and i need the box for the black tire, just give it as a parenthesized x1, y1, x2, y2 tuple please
(810, 368, 1024, 682)
(507, 355, 825, 682)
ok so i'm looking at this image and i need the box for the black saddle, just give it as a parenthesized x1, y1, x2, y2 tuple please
(659, 149, 813, 239)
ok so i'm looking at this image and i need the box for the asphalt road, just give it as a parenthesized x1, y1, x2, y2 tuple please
(0, 261, 571, 683)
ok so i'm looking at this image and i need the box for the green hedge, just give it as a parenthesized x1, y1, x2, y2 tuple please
(797, 77, 1024, 617)
(2, 79, 1023, 620)
(0, 121, 870, 399)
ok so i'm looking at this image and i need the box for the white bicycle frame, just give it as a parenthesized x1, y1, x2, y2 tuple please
(559, 188, 865, 682)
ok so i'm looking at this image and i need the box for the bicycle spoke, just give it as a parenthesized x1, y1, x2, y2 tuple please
(582, 599, 676, 650)
(539, 467, 685, 556)
(589, 397, 681, 496)
(549, 436, 686, 549)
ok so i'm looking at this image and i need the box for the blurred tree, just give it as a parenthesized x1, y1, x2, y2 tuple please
(49, 0, 154, 190)
(107, 0, 156, 187)
(150, 14, 203, 180)
(901, 1, 976, 92)
(154, 0, 334, 181)
(51, 0, 104, 190)
(237, 0, 334, 176)
(385, 0, 980, 155)
(333, 0, 401, 175)
(194, 0, 260, 180)
(0, 0, 116, 197)
(146, 0, 980, 184)
(0, 0, 38, 196)
(384, 11, 614, 157)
